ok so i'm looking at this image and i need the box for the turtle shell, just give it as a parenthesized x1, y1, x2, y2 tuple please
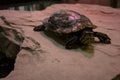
(43, 9, 96, 34)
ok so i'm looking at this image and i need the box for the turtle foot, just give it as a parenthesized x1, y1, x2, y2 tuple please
(79, 30, 94, 45)
(94, 32, 111, 44)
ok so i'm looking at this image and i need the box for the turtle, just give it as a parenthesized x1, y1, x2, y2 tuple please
(33, 9, 111, 49)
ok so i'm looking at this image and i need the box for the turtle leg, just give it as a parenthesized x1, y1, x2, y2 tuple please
(79, 29, 94, 45)
(33, 25, 45, 31)
(94, 32, 111, 44)
(65, 36, 78, 49)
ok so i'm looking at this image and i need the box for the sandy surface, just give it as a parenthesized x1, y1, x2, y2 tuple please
(0, 4, 120, 80)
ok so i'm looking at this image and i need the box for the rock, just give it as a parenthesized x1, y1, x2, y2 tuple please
(0, 16, 25, 78)
(63, 0, 111, 6)
(0, 17, 22, 78)
(0, 51, 15, 78)
(0, 20, 24, 58)
(0, 4, 120, 80)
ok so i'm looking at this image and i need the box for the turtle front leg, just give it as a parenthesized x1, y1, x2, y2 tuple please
(94, 32, 111, 44)
(65, 36, 78, 49)
(79, 30, 94, 45)
(33, 25, 46, 31)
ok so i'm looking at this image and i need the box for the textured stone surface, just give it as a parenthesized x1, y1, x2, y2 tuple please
(0, 16, 25, 78)
(0, 4, 120, 80)
(63, 0, 111, 6)
(0, 22, 24, 58)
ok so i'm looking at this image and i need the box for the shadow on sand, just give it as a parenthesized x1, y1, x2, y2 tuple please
(40, 31, 95, 58)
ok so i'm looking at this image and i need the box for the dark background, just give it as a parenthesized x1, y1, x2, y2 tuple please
(0, 0, 119, 11)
